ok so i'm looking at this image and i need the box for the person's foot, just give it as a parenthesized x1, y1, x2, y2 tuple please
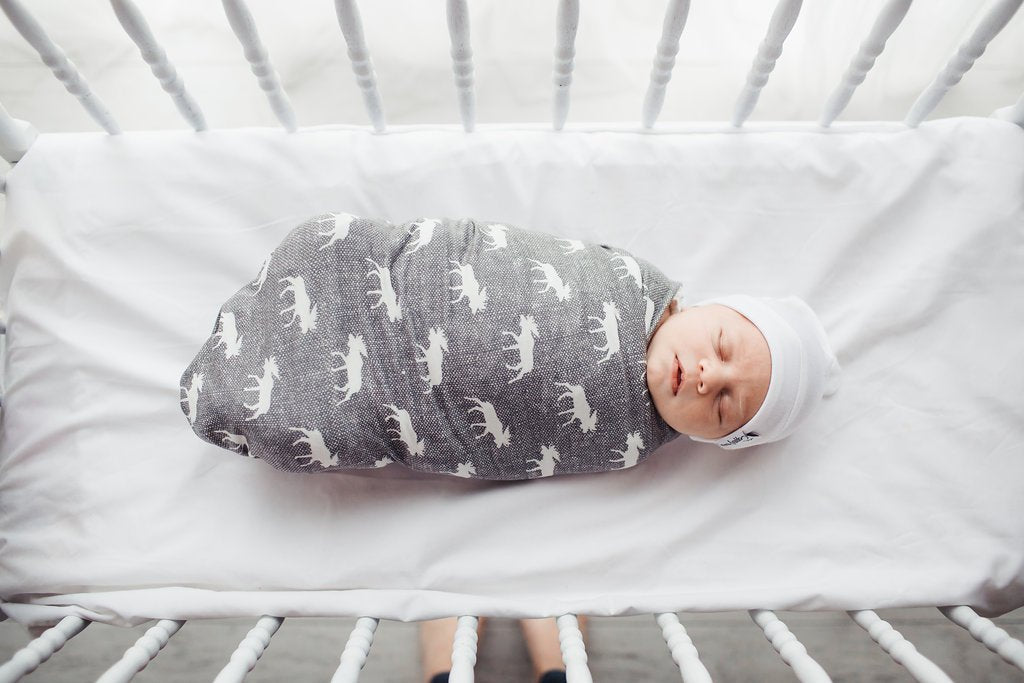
(518, 615, 589, 680)
(418, 616, 487, 683)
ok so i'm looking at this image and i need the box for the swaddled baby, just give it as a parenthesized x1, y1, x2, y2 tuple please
(180, 213, 841, 480)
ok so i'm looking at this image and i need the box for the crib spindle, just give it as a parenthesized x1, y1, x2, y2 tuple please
(221, 0, 297, 133)
(939, 605, 1024, 672)
(731, 0, 803, 128)
(94, 619, 185, 683)
(904, 0, 1023, 128)
(332, 0, 386, 133)
(0, 0, 120, 135)
(847, 610, 952, 683)
(654, 612, 711, 683)
(212, 615, 283, 683)
(109, 0, 207, 132)
(992, 92, 1024, 126)
(641, 0, 692, 130)
(819, 0, 914, 127)
(448, 615, 479, 683)
(0, 616, 88, 683)
(552, 0, 579, 132)
(556, 614, 593, 683)
(748, 609, 831, 683)
(329, 616, 379, 683)
(446, 0, 476, 133)
(0, 100, 37, 165)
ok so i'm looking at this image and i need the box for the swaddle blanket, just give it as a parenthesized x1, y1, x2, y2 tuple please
(180, 213, 682, 480)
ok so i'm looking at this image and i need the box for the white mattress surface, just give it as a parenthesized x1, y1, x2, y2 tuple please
(0, 117, 1022, 627)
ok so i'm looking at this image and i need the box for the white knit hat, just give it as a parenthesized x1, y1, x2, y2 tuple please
(687, 294, 842, 450)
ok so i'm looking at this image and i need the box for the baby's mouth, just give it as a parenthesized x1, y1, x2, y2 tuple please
(671, 356, 683, 395)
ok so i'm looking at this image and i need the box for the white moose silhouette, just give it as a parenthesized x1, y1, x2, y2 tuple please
(180, 372, 204, 424)
(289, 426, 341, 468)
(330, 333, 368, 403)
(316, 212, 358, 249)
(528, 259, 572, 301)
(557, 237, 585, 254)
(213, 311, 243, 359)
(279, 275, 319, 333)
(555, 382, 598, 432)
(588, 301, 622, 364)
(366, 258, 403, 322)
(385, 404, 425, 457)
(481, 223, 509, 251)
(637, 355, 650, 408)
(243, 357, 281, 420)
(407, 218, 441, 253)
(503, 314, 539, 384)
(252, 255, 272, 293)
(610, 251, 643, 289)
(527, 444, 561, 477)
(644, 295, 656, 334)
(449, 261, 488, 313)
(610, 431, 645, 469)
(214, 430, 250, 456)
(465, 397, 512, 448)
(451, 461, 479, 478)
(416, 327, 448, 392)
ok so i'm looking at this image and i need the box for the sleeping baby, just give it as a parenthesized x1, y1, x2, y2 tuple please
(180, 213, 841, 480)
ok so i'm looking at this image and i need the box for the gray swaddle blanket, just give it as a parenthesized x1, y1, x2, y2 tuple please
(180, 213, 682, 480)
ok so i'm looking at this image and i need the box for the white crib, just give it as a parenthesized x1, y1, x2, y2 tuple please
(0, 0, 1023, 681)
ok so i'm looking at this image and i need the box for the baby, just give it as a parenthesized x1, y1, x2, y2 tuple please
(648, 293, 842, 450)
(180, 213, 841, 479)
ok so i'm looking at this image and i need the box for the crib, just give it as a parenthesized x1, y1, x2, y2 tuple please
(0, 0, 1023, 681)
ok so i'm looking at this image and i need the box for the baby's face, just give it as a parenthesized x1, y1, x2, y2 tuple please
(646, 304, 771, 439)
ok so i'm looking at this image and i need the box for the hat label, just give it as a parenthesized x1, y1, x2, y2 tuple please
(722, 431, 759, 447)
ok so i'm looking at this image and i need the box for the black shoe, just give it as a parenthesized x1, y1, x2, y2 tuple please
(539, 670, 568, 683)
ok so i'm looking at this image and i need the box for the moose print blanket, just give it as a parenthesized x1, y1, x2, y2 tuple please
(180, 213, 683, 480)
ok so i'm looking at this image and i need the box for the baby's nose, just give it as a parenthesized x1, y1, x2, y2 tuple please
(697, 358, 724, 392)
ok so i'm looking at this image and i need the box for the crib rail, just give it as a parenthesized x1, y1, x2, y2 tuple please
(1, 0, 1023, 164)
(1, 607, 1022, 682)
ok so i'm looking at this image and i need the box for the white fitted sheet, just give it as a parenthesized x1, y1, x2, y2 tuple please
(1, 117, 1022, 628)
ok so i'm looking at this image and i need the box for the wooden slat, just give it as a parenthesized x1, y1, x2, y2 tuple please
(332, 0, 386, 132)
(552, 0, 580, 131)
(847, 610, 952, 682)
(641, 0, 692, 129)
(0, 100, 38, 164)
(221, 0, 298, 132)
(731, 0, 803, 127)
(0, 616, 89, 683)
(213, 615, 284, 683)
(331, 616, 379, 683)
(749, 609, 831, 682)
(0, 0, 120, 134)
(904, 0, 1023, 127)
(445, 0, 476, 133)
(819, 0, 914, 127)
(992, 92, 1024, 126)
(109, 0, 207, 131)
(448, 615, 479, 683)
(939, 605, 1024, 672)
(654, 612, 711, 682)
(95, 619, 185, 683)
(556, 614, 593, 683)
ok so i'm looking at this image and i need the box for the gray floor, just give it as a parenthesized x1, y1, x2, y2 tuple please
(1, 608, 1022, 682)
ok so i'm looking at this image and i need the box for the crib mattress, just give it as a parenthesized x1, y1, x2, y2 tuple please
(0, 117, 1022, 628)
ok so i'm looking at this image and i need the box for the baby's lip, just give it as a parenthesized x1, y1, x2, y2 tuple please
(671, 356, 683, 395)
